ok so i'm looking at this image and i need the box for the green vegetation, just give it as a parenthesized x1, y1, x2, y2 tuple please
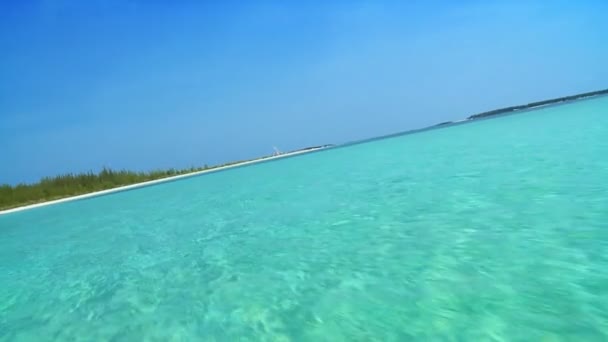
(0, 145, 330, 211)
(468, 88, 608, 120)
(0, 161, 248, 211)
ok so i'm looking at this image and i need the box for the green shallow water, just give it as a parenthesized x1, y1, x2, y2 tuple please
(1, 97, 608, 341)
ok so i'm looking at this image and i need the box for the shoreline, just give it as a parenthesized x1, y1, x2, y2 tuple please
(466, 89, 608, 120)
(0, 148, 324, 216)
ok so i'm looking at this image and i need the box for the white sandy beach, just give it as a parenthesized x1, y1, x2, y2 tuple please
(0, 148, 324, 216)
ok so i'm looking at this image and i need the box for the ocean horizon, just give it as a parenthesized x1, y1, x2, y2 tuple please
(1, 95, 608, 340)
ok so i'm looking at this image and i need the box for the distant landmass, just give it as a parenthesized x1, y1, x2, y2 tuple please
(298, 144, 335, 151)
(433, 121, 454, 127)
(341, 88, 608, 149)
(0, 146, 330, 212)
(467, 88, 608, 120)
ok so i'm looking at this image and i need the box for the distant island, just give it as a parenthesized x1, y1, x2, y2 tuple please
(467, 88, 608, 120)
(338, 88, 608, 150)
(296, 144, 335, 151)
(0, 145, 332, 212)
(433, 121, 454, 127)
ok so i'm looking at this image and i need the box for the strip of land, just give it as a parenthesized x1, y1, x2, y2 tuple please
(427, 88, 608, 128)
(0, 147, 328, 215)
(467, 88, 608, 120)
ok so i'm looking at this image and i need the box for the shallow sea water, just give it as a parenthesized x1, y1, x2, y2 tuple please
(1, 97, 608, 341)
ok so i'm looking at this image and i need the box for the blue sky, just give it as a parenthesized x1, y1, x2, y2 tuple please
(1, 0, 607, 184)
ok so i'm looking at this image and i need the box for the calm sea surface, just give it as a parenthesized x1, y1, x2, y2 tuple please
(1, 97, 608, 341)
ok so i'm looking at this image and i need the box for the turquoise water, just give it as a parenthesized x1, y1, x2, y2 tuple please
(1, 97, 608, 341)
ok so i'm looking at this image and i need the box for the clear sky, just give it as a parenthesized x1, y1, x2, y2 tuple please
(1, 0, 607, 185)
